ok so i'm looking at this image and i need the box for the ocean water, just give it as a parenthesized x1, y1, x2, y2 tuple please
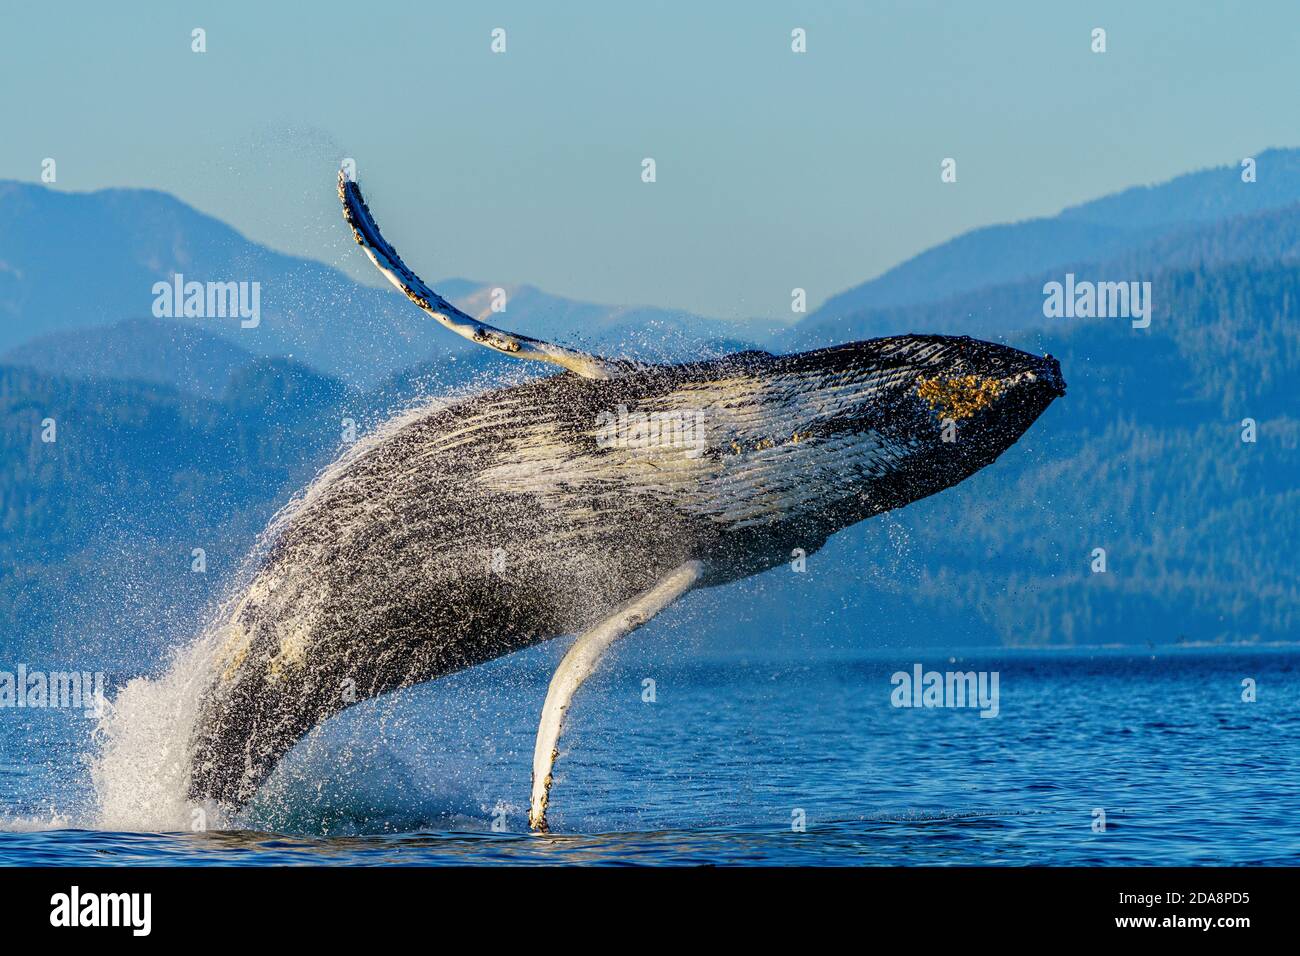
(0, 643, 1296, 866)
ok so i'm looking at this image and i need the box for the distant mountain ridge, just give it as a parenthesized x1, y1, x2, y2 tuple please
(3, 318, 260, 400)
(0, 180, 772, 393)
(791, 198, 1300, 347)
(804, 147, 1300, 327)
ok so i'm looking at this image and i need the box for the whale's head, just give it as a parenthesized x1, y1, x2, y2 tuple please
(867, 333, 1067, 437)
(781, 334, 1065, 518)
(686, 334, 1065, 560)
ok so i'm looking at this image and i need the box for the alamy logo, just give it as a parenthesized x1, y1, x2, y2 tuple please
(0, 665, 104, 718)
(1042, 273, 1151, 328)
(891, 663, 1000, 718)
(50, 886, 151, 936)
(151, 273, 261, 328)
(595, 404, 708, 459)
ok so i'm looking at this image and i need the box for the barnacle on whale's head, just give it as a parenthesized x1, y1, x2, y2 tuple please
(914, 374, 1007, 421)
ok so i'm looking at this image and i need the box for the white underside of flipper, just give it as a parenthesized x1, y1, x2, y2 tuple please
(338, 171, 634, 380)
(528, 560, 703, 832)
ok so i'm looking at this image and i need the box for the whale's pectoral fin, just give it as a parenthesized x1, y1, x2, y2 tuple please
(528, 560, 703, 832)
(338, 172, 636, 380)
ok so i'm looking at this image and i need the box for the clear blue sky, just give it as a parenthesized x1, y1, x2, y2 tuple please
(4, 1, 1299, 319)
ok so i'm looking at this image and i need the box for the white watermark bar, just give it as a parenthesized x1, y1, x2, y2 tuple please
(890, 663, 999, 718)
(1042, 273, 1151, 329)
(151, 273, 261, 328)
(0, 665, 105, 718)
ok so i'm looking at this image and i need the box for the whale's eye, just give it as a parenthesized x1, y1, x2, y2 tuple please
(914, 374, 1005, 420)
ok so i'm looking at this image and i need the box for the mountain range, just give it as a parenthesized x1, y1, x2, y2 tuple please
(0, 179, 778, 394)
(3, 150, 1297, 664)
(798, 147, 1300, 328)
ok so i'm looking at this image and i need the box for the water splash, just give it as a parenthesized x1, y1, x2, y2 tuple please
(91, 632, 226, 831)
(84, 384, 511, 832)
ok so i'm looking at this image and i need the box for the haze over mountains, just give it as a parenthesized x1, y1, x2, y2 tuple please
(3, 150, 1297, 663)
(0, 180, 775, 394)
(798, 147, 1300, 329)
(790, 196, 1300, 347)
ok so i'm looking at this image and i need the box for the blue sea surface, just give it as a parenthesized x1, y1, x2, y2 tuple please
(0, 645, 1296, 865)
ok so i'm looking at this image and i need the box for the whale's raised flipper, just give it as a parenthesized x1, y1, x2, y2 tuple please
(338, 171, 634, 380)
(529, 560, 703, 832)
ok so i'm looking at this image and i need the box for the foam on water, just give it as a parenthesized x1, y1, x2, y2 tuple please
(0, 813, 76, 832)
(90, 632, 226, 831)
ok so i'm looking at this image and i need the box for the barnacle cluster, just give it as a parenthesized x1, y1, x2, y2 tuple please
(915, 374, 1005, 420)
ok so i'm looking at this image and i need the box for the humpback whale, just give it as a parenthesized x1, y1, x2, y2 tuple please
(187, 172, 1066, 831)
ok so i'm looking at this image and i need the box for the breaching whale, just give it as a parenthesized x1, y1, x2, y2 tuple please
(187, 172, 1066, 831)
